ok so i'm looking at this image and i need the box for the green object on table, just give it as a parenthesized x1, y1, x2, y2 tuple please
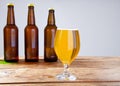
(0, 60, 11, 64)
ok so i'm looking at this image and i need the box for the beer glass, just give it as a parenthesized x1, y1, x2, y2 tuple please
(54, 28, 80, 80)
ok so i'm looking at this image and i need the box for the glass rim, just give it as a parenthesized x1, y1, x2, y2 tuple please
(57, 28, 78, 30)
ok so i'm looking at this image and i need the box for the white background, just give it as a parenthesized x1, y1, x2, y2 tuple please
(0, 0, 120, 58)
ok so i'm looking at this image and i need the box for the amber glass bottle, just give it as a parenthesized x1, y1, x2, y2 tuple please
(3, 4, 19, 62)
(44, 8, 58, 62)
(25, 4, 39, 62)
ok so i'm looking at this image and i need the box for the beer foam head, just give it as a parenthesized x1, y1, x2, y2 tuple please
(57, 28, 78, 31)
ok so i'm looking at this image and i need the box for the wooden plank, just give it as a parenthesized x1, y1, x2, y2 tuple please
(1, 82, 120, 86)
(0, 56, 120, 84)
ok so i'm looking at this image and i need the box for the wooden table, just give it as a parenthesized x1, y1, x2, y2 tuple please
(0, 56, 120, 86)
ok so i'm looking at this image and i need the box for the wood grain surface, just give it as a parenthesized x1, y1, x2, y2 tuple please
(0, 56, 120, 86)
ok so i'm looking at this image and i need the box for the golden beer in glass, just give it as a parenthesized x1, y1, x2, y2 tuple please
(54, 28, 80, 80)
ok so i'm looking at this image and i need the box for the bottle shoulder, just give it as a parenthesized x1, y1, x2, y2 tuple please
(45, 25, 57, 30)
(4, 24, 18, 30)
(25, 25, 38, 30)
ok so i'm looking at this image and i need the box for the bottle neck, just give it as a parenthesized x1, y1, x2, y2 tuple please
(7, 6, 15, 25)
(28, 6, 35, 25)
(47, 10, 55, 25)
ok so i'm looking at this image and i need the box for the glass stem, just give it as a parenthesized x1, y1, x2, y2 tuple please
(63, 64, 70, 77)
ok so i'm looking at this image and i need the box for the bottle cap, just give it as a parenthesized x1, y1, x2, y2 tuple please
(49, 8, 54, 10)
(28, 3, 34, 7)
(7, 3, 14, 6)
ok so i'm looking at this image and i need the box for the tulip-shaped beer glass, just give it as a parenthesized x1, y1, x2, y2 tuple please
(54, 28, 80, 80)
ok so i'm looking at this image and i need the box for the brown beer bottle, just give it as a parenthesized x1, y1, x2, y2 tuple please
(3, 3, 19, 62)
(44, 8, 58, 62)
(25, 4, 39, 62)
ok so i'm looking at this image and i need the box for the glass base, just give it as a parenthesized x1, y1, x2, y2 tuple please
(56, 73, 77, 81)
